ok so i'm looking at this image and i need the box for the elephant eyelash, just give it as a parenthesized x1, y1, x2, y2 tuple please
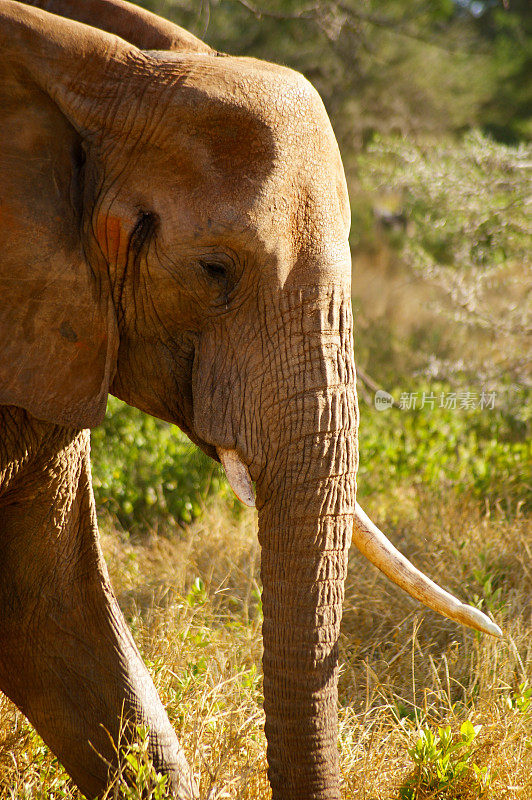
(69, 140, 86, 220)
(130, 211, 157, 253)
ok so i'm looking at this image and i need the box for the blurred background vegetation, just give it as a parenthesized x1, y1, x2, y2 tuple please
(91, 0, 531, 531)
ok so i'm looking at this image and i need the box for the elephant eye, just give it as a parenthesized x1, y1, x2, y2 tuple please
(199, 258, 229, 284)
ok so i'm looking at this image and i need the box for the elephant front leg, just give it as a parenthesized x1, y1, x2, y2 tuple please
(0, 426, 195, 799)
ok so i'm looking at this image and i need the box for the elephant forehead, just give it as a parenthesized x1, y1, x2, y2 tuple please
(201, 59, 352, 236)
(150, 53, 343, 189)
(170, 108, 276, 195)
(246, 152, 351, 279)
(131, 53, 350, 273)
(154, 50, 327, 128)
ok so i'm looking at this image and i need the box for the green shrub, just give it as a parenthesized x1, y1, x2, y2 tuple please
(111, 725, 171, 800)
(90, 380, 529, 535)
(91, 397, 235, 532)
(358, 382, 531, 511)
(399, 720, 490, 799)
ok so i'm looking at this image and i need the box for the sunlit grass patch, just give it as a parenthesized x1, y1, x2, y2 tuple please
(1, 496, 530, 798)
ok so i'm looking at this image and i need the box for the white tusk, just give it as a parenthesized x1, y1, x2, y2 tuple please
(213, 458, 501, 636)
(353, 503, 502, 638)
(217, 448, 256, 508)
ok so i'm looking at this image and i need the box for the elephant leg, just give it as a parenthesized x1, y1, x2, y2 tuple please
(0, 425, 195, 799)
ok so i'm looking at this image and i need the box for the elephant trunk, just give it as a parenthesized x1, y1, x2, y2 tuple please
(252, 288, 357, 799)
(257, 456, 355, 800)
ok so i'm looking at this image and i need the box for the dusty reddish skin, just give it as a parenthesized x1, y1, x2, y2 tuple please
(0, 1, 357, 798)
(25, 0, 212, 52)
(96, 215, 128, 264)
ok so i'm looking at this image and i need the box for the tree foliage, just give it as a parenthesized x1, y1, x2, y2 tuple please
(357, 131, 532, 390)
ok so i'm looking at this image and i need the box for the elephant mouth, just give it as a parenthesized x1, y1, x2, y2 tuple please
(192, 434, 218, 463)
(174, 412, 218, 463)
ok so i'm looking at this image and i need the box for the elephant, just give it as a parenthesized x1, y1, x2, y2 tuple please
(0, 1, 501, 798)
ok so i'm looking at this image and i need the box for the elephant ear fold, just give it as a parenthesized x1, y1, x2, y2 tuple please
(0, 244, 118, 429)
(26, 0, 212, 53)
(0, 3, 130, 428)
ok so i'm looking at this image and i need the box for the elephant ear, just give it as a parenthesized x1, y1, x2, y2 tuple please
(23, 0, 212, 53)
(0, 2, 141, 428)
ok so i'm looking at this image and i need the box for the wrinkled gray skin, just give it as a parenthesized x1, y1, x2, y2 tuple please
(0, 1, 357, 798)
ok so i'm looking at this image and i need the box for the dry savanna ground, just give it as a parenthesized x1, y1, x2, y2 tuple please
(0, 491, 530, 799)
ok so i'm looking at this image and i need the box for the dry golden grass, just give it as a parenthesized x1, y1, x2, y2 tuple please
(1, 492, 530, 799)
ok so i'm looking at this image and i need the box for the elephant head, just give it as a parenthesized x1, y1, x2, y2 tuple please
(0, 2, 500, 798)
